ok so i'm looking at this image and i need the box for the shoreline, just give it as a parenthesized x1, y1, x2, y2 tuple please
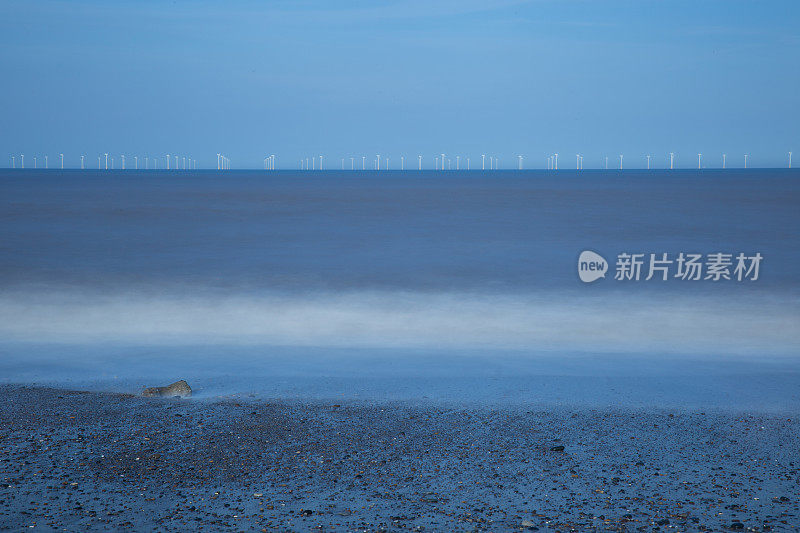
(1, 385, 798, 531)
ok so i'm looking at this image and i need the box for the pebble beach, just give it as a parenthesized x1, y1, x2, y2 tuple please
(1, 385, 799, 532)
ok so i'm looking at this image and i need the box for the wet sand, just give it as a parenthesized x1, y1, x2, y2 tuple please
(1, 385, 798, 532)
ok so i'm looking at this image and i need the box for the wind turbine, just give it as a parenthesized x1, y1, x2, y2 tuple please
(135, 156, 138, 170)
(646, 154, 650, 170)
(518, 155, 523, 170)
(576, 154, 580, 170)
(166, 154, 170, 170)
(722, 153, 726, 169)
(376, 154, 380, 171)
(216, 153, 220, 170)
(481, 154, 485, 170)
(554, 153, 558, 170)
(34, 156, 37, 168)
(467, 158, 470, 170)
(20, 154, 24, 168)
(456, 155, 460, 170)
(351, 157, 354, 170)
(401, 156, 404, 170)
(362, 156, 365, 170)
(320, 155, 323, 170)
(697, 153, 702, 169)
(669, 152, 674, 170)
(440, 153, 445, 171)
(98, 155, 100, 169)
(744, 154, 748, 169)
(605, 156, 608, 170)
(121, 155, 126, 170)
(11, 155, 15, 168)
(182, 156, 186, 170)
(789, 152, 792, 168)
(387, 157, 390, 170)
(60, 153, 64, 169)
(418, 155, 422, 170)
(619, 154, 623, 170)
(44, 155, 48, 169)
(104, 153, 109, 170)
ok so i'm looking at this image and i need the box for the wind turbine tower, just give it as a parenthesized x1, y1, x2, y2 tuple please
(481, 154, 485, 170)
(669, 152, 674, 170)
(698, 153, 702, 169)
(104, 153, 109, 170)
(646, 154, 651, 170)
(744, 154, 748, 169)
(723, 153, 726, 169)
(619, 154, 623, 170)
(60, 153, 64, 169)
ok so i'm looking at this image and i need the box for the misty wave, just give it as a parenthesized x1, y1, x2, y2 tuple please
(0, 287, 797, 356)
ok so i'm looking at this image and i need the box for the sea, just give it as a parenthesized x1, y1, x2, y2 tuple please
(1, 169, 798, 411)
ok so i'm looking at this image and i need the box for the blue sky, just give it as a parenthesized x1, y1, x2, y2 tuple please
(0, 0, 798, 169)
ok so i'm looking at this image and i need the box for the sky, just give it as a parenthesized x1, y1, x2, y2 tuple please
(0, 0, 798, 169)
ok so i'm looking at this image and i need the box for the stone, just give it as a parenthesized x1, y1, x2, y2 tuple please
(142, 380, 192, 398)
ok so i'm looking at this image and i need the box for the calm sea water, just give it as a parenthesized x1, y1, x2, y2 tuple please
(1, 169, 798, 406)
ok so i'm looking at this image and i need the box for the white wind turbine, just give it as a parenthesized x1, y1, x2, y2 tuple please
(121, 155, 125, 170)
(44, 155, 48, 169)
(60, 153, 64, 169)
(440, 153, 445, 171)
(401, 156, 404, 170)
(135, 156, 138, 170)
(467, 158, 470, 170)
(20, 154, 24, 168)
(481, 154, 485, 170)
(376, 154, 380, 171)
(646, 154, 650, 170)
(518, 155, 523, 170)
(351, 157, 354, 170)
(789, 151, 792, 169)
(362, 156, 365, 170)
(669, 152, 674, 170)
(456, 155, 459, 170)
(698, 153, 702, 169)
(576, 154, 580, 170)
(166, 154, 170, 170)
(81, 155, 85, 169)
(104, 153, 109, 170)
(619, 154, 623, 170)
(11, 155, 15, 168)
(723, 153, 726, 169)
(744, 154, 748, 169)
(418, 155, 422, 170)
(554, 153, 558, 170)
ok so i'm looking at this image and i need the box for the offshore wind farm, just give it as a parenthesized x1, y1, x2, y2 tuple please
(6, 150, 796, 170)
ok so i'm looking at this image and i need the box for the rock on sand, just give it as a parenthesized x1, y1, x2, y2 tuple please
(142, 380, 192, 398)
